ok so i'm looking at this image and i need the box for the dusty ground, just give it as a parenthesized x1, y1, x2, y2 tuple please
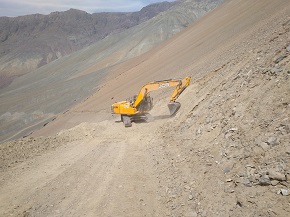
(0, 103, 182, 216)
(1, 0, 290, 216)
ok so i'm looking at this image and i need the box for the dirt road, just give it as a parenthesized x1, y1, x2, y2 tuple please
(0, 114, 170, 216)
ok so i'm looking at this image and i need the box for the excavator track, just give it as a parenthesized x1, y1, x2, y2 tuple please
(121, 115, 132, 127)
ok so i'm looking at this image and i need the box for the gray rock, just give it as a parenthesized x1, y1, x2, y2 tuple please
(224, 167, 231, 174)
(259, 175, 271, 186)
(286, 44, 290, 52)
(271, 67, 283, 74)
(242, 178, 253, 187)
(266, 137, 280, 146)
(280, 189, 289, 196)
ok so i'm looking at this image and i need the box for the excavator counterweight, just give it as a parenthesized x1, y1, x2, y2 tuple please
(111, 76, 190, 127)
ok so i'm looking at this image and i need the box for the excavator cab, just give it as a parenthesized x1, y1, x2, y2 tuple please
(137, 95, 153, 113)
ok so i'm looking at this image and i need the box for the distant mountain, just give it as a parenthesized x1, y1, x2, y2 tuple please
(0, 1, 179, 88)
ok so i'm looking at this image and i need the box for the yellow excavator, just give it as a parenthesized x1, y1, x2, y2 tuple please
(111, 76, 191, 127)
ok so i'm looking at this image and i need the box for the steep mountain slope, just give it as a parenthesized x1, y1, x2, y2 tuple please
(0, 0, 222, 142)
(0, 0, 290, 216)
(0, 1, 179, 88)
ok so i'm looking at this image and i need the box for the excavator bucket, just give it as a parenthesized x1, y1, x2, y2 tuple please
(168, 101, 181, 116)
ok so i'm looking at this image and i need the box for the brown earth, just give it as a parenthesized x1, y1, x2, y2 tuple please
(1, 0, 290, 216)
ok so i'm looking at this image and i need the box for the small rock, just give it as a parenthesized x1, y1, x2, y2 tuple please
(271, 67, 283, 75)
(268, 169, 286, 181)
(259, 175, 271, 186)
(271, 180, 279, 186)
(188, 194, 194, 200)
(287, 45, 290, 52)
(224, 167, 231, 174)
(228, 128, 238, 132)
(236, 200, 242, 207)
(280, 189, 289, 196)
(266, 137, 280, 146)
(242, 178, 253, 187)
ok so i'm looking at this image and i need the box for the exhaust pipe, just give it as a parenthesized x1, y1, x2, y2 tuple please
(168, 101, 181, 116)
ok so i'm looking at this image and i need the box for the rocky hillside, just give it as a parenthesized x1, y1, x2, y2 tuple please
(0, 1, 179, 88)
(0, 0, 223, 142)
(0, 0, 289, 216)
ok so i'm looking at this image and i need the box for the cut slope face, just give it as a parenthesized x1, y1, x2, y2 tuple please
(0, 0, 222, 142)
(0, 0, 290, 216)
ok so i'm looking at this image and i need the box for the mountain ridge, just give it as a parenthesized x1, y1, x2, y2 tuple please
(0, 1, 179, 88)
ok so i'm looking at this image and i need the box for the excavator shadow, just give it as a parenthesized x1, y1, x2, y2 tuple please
(134, 114, 173, 125)
(151, 114, 172, 120)
(115, 114, 174, 124)
(114, 113, 176, 126)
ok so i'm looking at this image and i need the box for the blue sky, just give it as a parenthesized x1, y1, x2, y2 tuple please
(0, 0, 175, 17)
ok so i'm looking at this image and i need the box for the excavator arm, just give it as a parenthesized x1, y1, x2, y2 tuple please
(133, 76, 191, 108)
